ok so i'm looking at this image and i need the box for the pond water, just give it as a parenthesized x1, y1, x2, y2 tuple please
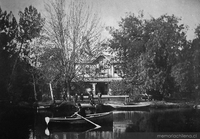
(1, 108, 200, 139)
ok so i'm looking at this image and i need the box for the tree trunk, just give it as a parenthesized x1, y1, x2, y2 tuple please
(65, 79, 71, 101)
(32, 74, 37, 101)
(49, 82, 54, 101)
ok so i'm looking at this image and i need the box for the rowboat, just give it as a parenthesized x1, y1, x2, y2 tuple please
(37, 101, 77, 117)
(80, 103, 114, 113)
(46, 111, 113, 128)
(104, 102, 150, 110)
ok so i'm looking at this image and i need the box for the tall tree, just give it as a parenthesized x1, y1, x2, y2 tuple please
(0, 6, 44, 102)
(142, 15, 187, 97)
(42, 0, 103, 98)
(108, 13, 188, 98)
(6, 5, 45, 101)
(192, 25, 200, 101)
(16, 5, 44, 100)
(171, 24, 200, 100)
(0, 8, 18, 99)
(10, 5, 44, 76)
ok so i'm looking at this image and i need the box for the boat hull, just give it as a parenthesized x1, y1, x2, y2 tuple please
(48, 112, 113, 127)
(104, 103, 150, 111)
(37, 101, 77, 117)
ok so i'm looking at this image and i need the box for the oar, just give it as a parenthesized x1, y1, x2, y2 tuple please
(84, 126, 100, 133)
(70, 111, 78, 117)
(44, 117, 50, 136)
(45, 128, 50, 136)
(75, 112, 101, 129)
(45, 117, 50, 125)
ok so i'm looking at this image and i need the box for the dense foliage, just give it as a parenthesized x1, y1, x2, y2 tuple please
(0, 6, 44, 103)
(108, 13, 200, 100)
(0, 8, 18, 100)
(1, 5, 200, 103)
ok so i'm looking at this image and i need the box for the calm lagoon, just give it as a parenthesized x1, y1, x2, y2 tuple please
(1, 108, 200, 139)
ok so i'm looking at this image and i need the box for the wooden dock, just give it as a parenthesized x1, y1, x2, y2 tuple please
(83, 95, 129, 99)
(82, 95, 129, 103)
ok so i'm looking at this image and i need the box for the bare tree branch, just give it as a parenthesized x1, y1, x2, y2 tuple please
(41, 0, 104, 96)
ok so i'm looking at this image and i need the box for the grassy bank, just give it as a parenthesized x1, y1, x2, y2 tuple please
(149, 101, 194, 109)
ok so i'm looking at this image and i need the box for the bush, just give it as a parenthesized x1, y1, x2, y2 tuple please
(108, 80, 127, 95)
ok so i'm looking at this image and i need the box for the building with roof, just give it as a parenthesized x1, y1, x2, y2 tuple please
(76, 52, 122, 96)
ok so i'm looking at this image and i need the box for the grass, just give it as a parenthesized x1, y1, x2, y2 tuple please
(149, 100, 194, 109)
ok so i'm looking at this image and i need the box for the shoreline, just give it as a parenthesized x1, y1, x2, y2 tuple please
(145, 101, 195, 109)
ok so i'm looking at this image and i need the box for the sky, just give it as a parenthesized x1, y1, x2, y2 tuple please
(1, 0, 200, 40)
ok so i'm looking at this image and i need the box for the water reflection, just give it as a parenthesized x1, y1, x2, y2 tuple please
(0, 108, 34, 139)
(115, 109, 200, 132)
(33, 108, 200, 139)
(1, 108, 200, 139)
(48, 131, 114, 139)
(146, 108, 200, 132)
(33, 110, 151, 139)
(113, 111, 149, 133)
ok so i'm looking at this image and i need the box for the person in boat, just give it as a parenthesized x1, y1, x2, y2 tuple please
(97, 90, 102, 104)
(86, 88, 95, 105)
(95, 103, 103, 113)
(80, 92, 84, 101)
(77, 103, 86, 117)
(62, 93, 67, 101)
(89, 92, 95, 105)
(74, 93, 78, 104)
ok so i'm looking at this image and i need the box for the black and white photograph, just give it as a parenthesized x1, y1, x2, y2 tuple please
(0, 0, 200, 139)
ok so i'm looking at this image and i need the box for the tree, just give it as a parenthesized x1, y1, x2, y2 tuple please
(24, 37, 47, 101)
(42, 0, 103, 98)
(192, 25, 200, 100)
(142, 15, 187, 98)
(171, 24, 200, 100)
(108, 13, 188, 99)
(108, 12, 147, 83)
(14, 5, 44, 101)
(0, 6, 44, 102)
(0, 8, 18, 99)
